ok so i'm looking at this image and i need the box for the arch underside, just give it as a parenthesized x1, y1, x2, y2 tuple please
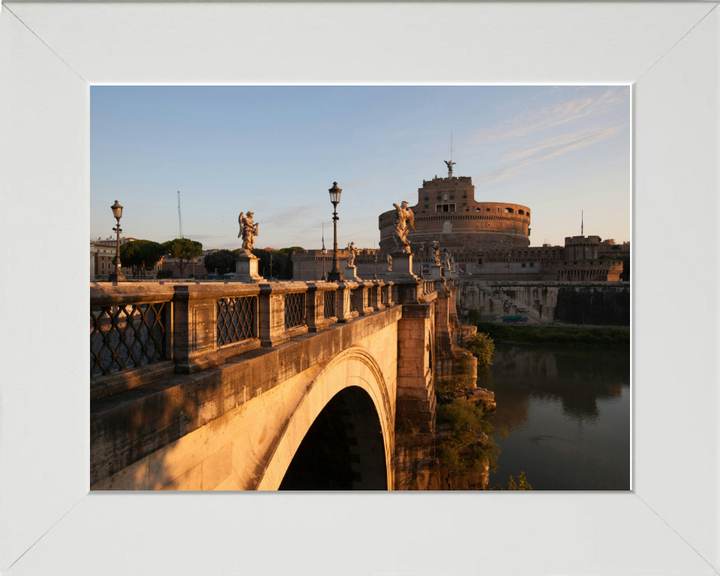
(256, 346, 394, 491)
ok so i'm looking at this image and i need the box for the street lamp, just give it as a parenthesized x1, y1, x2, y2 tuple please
(327, 182, 344, 281)
(109, 200, 126, 282)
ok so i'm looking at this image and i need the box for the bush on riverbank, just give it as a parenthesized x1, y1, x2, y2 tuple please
(494, 471, 532, 491)
(473, 321, 630, 347)
(466, 332, 495, 371)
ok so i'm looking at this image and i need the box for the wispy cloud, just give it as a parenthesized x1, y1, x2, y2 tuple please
(474, 124, 627, 184)
(464, 88, 628, 148)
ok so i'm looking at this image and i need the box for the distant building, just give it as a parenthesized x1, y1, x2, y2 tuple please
(378, 173, 531, 253)
(292, 168, 626, 283)
(90, 236, 134, 280)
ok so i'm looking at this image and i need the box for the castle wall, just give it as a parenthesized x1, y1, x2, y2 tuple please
(455, 280, 630, 326)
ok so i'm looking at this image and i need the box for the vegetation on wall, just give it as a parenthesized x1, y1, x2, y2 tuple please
(437, 399, 500, 476)
(466, 332, 496, 371)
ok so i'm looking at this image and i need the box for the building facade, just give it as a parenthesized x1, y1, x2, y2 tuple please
(378, 174, 531, 253)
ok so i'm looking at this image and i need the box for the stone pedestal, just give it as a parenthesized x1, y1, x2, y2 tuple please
(344, 266, 361, 281)
(234, 254, 264, 282)
(386, 252, 419, 281)
(428, 264, 443, 280)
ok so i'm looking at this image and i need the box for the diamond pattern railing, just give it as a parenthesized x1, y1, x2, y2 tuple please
(284, 292, 307, 329)
(323, 290, 336, 319)
(217, 296, 258, 346)
(90, 303, 167, 378)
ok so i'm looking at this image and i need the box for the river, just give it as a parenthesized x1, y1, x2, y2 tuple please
(486, 343, 630, 490)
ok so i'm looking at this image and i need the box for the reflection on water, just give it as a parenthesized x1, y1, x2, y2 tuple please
(489, 344, 630, 490)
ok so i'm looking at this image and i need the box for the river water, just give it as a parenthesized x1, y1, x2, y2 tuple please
(486, 344, 630, 490)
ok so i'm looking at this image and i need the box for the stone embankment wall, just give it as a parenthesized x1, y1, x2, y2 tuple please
(456, 280, 630, 326)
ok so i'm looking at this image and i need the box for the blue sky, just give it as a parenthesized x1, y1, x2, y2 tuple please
(91, 86, 630, 250)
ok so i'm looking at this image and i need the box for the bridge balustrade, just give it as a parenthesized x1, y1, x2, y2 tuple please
(90, 280, 398, 399)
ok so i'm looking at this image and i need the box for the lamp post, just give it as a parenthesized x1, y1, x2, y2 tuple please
(327, 182, 344, 281)
(109, 200, 126, 282)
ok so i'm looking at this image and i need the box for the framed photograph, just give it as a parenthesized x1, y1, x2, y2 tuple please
(1, 2, 718, 575)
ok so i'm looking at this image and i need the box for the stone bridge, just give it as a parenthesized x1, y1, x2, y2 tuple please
(90, 275, 474, 491)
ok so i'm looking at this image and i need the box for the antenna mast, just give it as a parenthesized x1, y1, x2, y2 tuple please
(177, 191, 183, 239)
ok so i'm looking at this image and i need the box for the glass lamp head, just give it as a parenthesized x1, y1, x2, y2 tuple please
(328, 182, 342, 205)
(111, 200, 124, 220)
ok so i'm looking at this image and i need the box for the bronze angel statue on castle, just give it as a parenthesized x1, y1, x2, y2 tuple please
(392, 201, 415, 254)
(238, 211, 259, 254)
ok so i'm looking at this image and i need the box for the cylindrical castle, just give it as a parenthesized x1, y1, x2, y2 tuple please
(378, 172, 531, 253)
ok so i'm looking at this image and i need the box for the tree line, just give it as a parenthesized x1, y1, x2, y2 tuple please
(119, 238, 303, 279)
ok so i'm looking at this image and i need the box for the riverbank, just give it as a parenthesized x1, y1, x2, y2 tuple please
(473, 322, 630, 347)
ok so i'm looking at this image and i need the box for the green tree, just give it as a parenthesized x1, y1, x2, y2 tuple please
(466, 332, 495, 371)
(161, 238, 203, 278)
(120, 239, 165, 279)
(278, 246, 304, 279)
(204, 249, 236, 275)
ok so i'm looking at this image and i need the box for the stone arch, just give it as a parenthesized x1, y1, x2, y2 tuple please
(256, 346, 394, 490)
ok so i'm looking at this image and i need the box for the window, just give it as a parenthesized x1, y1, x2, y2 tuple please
(496, 207, 500, 213)
(521, 263, 526, 268)
(424, 201, 429, 208)
(424, 193, 429, 200)
(505, 208, 514, 214)
(450, 192, 455, 200)
(437, 193, 441, 200)
(530, 263, 535, 267)
(518, 209, 524, 215)
(463, 199, 467, 205)
(463, 190, 467, 198)
(435, 204, 456, 213)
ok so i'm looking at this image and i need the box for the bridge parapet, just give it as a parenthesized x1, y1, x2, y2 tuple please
(90, 279, 403, 400)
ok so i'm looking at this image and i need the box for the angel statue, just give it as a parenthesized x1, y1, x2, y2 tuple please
(441, 248, 453, 270)
(429, 240, 441, 266)
(392, 201, 416, 254)
(444, 159, 456, 178)
(347, 241, 360, 267)
(237, 211, 259, 254)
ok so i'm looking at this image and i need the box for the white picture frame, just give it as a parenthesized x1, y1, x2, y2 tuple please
(1, 2, 718, 574)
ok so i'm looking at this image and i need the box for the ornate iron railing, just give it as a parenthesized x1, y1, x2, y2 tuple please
(90, 303, 167, 378)
(284, 292, 307, 328)
(217, 296, 258, 346)
(323, 290, 336, 319)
